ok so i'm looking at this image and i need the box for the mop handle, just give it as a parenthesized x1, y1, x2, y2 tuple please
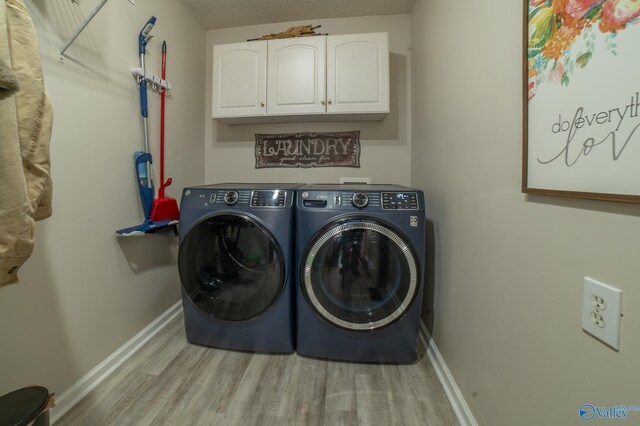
(160, 41, 167, 198)
(139, 53, 148, 119)
(138, 16, 155, 119)
(138, 16, 155, 188)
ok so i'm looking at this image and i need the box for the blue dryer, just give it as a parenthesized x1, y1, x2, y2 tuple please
(295, 184, 425, 363)
(178, 183, 300, 353)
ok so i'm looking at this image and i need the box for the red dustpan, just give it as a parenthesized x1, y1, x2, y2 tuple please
(151, 41, 179, 222)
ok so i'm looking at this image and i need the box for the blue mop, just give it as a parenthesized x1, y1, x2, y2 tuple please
(116, 16, 177, 236)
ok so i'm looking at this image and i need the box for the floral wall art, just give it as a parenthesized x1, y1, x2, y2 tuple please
(524, 0, 640, 202)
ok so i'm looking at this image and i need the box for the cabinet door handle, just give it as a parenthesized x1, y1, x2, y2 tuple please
(321, 99, 325, 105)
(328, 99, 332, 105)
(260, 102, 265, 107)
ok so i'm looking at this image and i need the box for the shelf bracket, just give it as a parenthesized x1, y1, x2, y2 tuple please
(59, 0, 111, 60)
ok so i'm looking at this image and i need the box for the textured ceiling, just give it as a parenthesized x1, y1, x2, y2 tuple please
(177, 0, 416, 30)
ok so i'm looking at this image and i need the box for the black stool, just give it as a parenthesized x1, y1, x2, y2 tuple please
(0, 386, 51, 426)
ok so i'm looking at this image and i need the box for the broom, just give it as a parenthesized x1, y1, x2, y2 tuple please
(151, 40, 179, 222)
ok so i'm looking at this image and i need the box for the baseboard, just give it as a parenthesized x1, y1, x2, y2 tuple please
(50, 301, 183, 424)
(419, 321, 478, 426)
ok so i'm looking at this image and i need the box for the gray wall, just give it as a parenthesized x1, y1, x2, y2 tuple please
(411, 0, 640, 424)
(0, 0, 204, 396)
(205, 15, 412, 185)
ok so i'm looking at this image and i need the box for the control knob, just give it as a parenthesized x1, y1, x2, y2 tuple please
(352, 192, 369, 209)
(224, 190, 239, 206)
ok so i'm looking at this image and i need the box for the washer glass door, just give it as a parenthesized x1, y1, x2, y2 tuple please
(302, 219, 418, 331)
(179, 214, 285, 321)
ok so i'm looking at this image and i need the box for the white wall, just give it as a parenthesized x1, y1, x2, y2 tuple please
(205, 15, 411, 185)
(411, 0, 640, 424)
(0, 0, 204, 396)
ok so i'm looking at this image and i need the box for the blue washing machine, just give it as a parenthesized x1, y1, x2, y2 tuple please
(178, 183, 301, 353)
(295, 184, 425, 363)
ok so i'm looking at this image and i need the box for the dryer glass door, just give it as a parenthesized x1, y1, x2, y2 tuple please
(179, 214, 285, 321)
(302, 219, 418, 331)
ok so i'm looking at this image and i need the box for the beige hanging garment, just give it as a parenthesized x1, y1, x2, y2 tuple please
(0, 0, 53, 287)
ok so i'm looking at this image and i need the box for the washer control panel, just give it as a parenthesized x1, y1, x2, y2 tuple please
(381, 192, 419, 210)
(181, 188, 292, 208)
(301, 189, 422, 211)
(251, 190, 287, 208)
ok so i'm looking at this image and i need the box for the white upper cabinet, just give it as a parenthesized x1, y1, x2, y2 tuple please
(212, 41, 267, 118)
(326, 33, 389, 114)
(267, 36, 326, 116)
(211, 33, 389, 122)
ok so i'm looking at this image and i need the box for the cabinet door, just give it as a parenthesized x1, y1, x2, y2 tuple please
(212, 41, 267, 118)
(267, 36, 326, 116)
(326, 33, 389, 114)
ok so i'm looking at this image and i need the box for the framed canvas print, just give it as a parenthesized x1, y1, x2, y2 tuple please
(523, 0, 640, 203)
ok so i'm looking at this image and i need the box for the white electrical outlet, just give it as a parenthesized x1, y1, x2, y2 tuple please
(581, 277, 622, 350)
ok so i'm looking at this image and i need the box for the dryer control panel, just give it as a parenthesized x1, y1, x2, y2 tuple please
(300, 186, 422, 212)
(181, 188, 292, 208)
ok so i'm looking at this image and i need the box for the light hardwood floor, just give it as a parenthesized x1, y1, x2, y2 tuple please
(57, 313, 457, 425)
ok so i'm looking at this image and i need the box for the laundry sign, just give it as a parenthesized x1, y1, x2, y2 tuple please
(255, 131, 360, 168)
